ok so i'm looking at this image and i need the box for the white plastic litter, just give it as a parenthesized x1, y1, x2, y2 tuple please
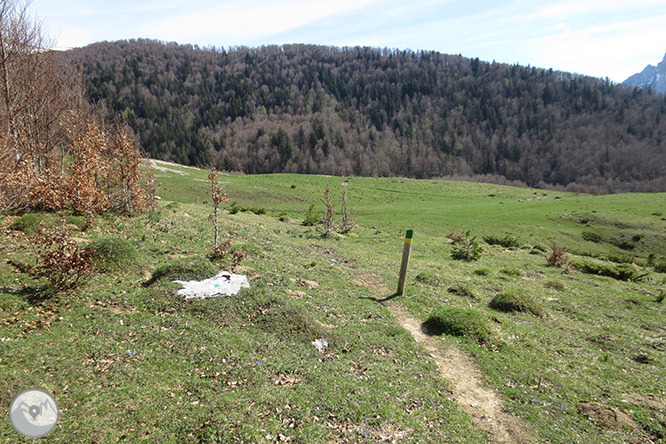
(174, 271, 250, 299)
(312, 338, 328, 352)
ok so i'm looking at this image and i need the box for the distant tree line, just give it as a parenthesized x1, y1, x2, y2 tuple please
(64, 39, 666, 193)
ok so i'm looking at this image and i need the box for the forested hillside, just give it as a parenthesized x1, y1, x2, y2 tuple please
(64, 39, 666, 193)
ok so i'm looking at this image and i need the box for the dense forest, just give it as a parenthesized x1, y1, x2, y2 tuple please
(64, 39, 666, 193)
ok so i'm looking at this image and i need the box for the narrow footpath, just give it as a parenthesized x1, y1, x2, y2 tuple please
(351, 270, 533, 444)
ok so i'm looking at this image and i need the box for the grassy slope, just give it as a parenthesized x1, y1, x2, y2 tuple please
(1, 162, 664, 443)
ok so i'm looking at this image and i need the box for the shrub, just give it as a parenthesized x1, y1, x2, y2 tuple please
(86, 237, 137, 273)
(207, 170, 229, 250)
(606, 253, 635, 264)
(448, 231, 466, 245)
(547, 242, 570, 268)
(228, 202, 241, 214)
(582, 231, 603, 243)
(447, 283, 476, 299)
(451, 231, 483, 261)
(321, 184, 335, 238)
(340, 184, 355, 233)
(302, 203, 321, 226)
(209, 239, 232, 261)
(8, 226, 96, 291)
(483, 234, 520, 248)
(573, 261, 647, 282)
(145, 256, 218, 286)
(423, 307, 491, 343)
(489, 291, 545, 317)
(231, 249, 247, 265)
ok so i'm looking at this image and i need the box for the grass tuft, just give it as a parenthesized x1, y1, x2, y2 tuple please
(65, 215, 88, 231)
(415, 271, 440, 286)
(145, 255, 218, 286)
(483, 234, 520, 248)
(86, 237, 138, 273)
(473, 268, 492, 276)
(489, 290, 546, 317)
(423, 306, 491, 342)
(447, 283, 477, 299)
(574, 260, 647, 282)
(10, 213, 45, 233)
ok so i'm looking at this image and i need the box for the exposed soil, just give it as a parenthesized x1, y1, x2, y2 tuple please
(351, 272, 533, 444)
(621, 393, 666, 411)
(577, 401, 640, 432)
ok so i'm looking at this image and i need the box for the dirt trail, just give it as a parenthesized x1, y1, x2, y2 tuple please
(387, 304, 532, 444)
(352, 273, 532, 444)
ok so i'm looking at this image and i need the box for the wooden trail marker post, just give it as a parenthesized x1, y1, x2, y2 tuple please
(396, 230, 414, 296)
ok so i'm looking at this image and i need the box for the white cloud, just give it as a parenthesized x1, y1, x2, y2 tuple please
(143, 0, 383, 46)
(53, 28, 90, 49)
(527, 13, 666, 80)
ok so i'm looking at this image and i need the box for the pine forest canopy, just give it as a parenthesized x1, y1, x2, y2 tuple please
(64, 39, 666, 193)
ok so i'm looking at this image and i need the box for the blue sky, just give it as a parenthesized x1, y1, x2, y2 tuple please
(29, 0, 666, 82)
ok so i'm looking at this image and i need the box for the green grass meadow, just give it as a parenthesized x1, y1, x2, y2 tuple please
(1, 161, 664, 443)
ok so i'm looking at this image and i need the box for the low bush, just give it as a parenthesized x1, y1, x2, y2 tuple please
(451, 231, 483, 261)
(483, 234, 520, 248)
(209, 239, 232, 261)
(248, 207, 266, 215)
(547, 242, 570, 268)
(423, 307, 491, 343)
(606, 253, 635, 264)
(8, 226, 96, 291)
(448, 231, 466, 245)
(228, 202, 241, 214)
(302, 203, 321, 226)
(573, 260, 647, 282)
(145, 256, 218, 286)
(489, 291, 545, 317)
(86, 237, 138, 273)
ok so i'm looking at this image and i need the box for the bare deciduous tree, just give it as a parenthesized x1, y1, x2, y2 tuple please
(0, 0, 154, 217)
